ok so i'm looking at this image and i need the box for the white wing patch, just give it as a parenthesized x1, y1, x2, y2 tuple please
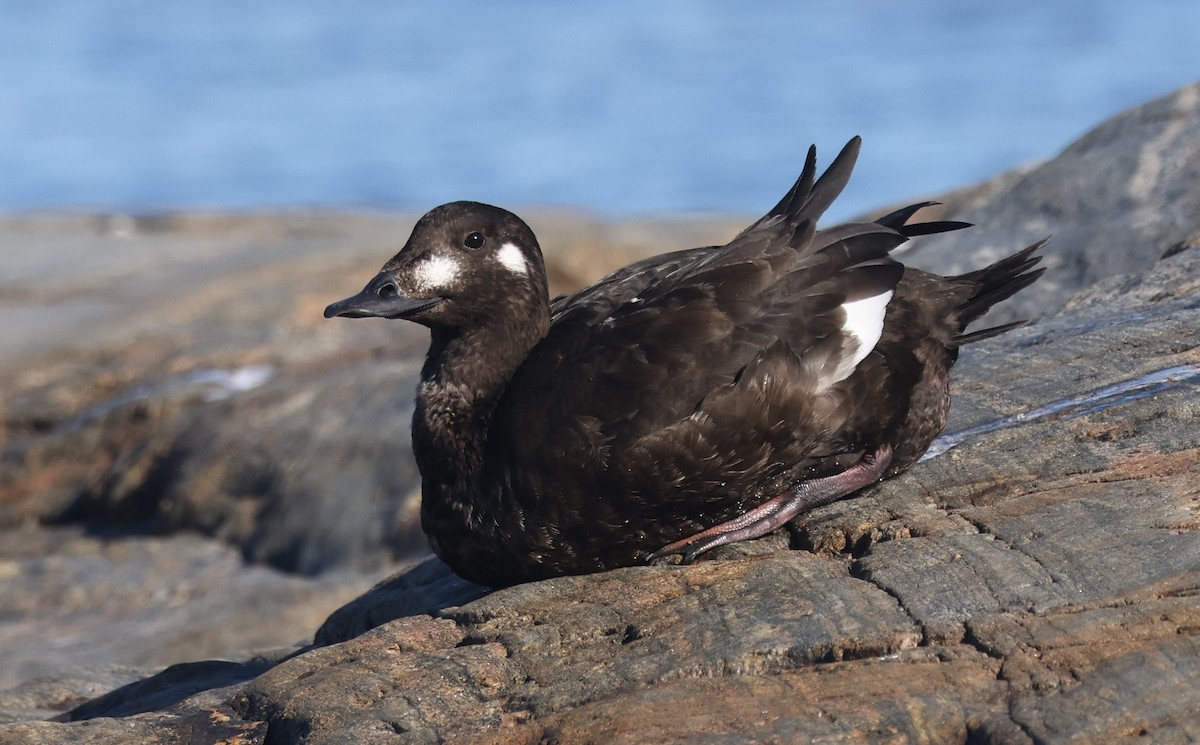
(497, 242, 528, 275)
(823, 289, 893, 388)
(412, 255, 462, 292)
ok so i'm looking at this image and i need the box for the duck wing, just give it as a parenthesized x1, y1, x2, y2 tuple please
(543, 137, 848, 323)
(548, 139, 971, 322)
(493, 141, 916, 517)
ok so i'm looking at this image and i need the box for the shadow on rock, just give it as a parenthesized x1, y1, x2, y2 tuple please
(56, 555, 486, 722)
(315, 556, 491, 645)
(63, 660, 274, 721)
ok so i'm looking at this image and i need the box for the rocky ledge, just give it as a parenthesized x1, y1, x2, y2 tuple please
(1, 84, 1198, 742)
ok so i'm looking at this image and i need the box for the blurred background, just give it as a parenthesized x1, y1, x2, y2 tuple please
(2, 0, 1199, 222)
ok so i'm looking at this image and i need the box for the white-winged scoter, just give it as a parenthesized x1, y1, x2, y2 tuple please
(325, 138, 1045, 587)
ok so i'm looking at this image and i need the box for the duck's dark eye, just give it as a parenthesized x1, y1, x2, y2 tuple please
(463, 231, 486, 250)
(377, 282, 398, 298)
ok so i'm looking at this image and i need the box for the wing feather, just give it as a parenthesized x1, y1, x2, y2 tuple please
(493, 140, 960, 516)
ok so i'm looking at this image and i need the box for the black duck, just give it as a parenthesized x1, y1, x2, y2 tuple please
(325, 137, 1045, 587)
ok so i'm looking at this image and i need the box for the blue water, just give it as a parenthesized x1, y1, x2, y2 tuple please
(1, 1, 1198, 221)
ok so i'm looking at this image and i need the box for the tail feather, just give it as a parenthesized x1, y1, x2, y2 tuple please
(955, 319, 1029, 345)
(952, 239, 1048, 344)
(874, 201, 972, 237)
(896, 219, 974, 238)
(759, 146, 818, 226)
(799, 137, 862, 222)
(875, 201, 938, 229)
(733, 138, 860, 242)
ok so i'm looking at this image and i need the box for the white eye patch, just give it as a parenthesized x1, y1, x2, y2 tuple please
(411, 255, 462, 293)
(496, 242, 528, 275)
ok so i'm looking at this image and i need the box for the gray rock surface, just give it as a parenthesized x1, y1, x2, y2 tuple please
(0, 525, 375, 694)
(900, 82, 1200, 325)
(1, 84, 1199, 742)
(12, 238, 1191, 745)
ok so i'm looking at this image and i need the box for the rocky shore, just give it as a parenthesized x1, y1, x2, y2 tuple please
(1, 83, 1197, 742)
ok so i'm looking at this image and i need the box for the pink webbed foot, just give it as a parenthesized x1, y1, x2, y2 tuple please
(648, 444, 894, 564)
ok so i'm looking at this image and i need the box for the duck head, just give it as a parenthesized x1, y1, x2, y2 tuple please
(324, 201, 550, 333)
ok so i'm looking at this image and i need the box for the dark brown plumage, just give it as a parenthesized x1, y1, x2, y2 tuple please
(324, 138, 1045, 587)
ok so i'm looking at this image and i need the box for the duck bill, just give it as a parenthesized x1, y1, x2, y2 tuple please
(324, 275, 442, 320)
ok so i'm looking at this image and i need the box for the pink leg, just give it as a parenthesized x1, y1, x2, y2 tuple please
(649, 444, 893, 564)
